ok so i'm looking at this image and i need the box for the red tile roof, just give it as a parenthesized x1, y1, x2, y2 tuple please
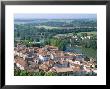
(15, 57, 28, 68)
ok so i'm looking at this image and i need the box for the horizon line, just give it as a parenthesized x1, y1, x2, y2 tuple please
(14, 14, 97, 20)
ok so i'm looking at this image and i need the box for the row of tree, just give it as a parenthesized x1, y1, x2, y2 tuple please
(14, 69, 57, 76)
(14, 69, 97, 76)
(44, 38, 68, 51)
(14, 23, 96, 42)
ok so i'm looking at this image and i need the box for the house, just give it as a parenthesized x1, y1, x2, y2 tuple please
(33, 57, 39, 64)
(92, 69, 97, 74)
(73, 61, 80, 65)
(15, 57, 28, 70)
(28, 61, 39, 69)
(54, 60, 69, 68)
(69, 60, 81, 69)
(25, 51, 35, 62)
(44, 60, 54, 68)
(49, 67, 57, 72)
(72, 66, 81, 72)
(58, 56, 74, 60)
(14, 50, 19, 56)
(22, 53, 28, 60)
(39, 63, 49, 71)
(16, 43, 26, 50)
(87, 36, 91, 39)
(48, 46, 58, 51)
(83, 65, 92, 73)
(50, 53, 54, 60)
(38, 54, 50, 61)
(81, 37, 84, 40)
(29, 48, 34, 53)
(19, 52, 23, 57)
(75, 55, 84, 61)
(51, 67, 74, 73)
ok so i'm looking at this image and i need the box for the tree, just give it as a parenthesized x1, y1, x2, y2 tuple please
(72, 32, 77, 36)
(81, 33, 87, 37)
(44, 72, 57, 76)
(14, 69, 29, 76)
(84, 56, 90, 61)
(58, 41, 66, 51)
(90, 35, 97, 49)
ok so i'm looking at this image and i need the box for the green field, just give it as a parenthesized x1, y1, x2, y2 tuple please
(77, 31, 97, 36)
(80, 47, 97, 59)
(69, 46, 97, 60)
(35, 25, 59, 29)
(35, 25, 76, 30)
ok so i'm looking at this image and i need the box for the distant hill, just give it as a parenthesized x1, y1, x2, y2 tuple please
(14, 18, 97, 41)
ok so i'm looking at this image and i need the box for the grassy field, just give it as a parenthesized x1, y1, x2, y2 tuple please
(77, 31, 97, 36)
(35, 25, 76, 30)
(80, 47, 97, 59)
(69, 46, 97, 60)
(35, 25, 59, 29)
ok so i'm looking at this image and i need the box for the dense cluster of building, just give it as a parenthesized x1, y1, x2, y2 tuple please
(14, 43, 97, 75)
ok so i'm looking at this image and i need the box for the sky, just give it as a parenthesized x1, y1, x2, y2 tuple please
(14, 14, 97, 19)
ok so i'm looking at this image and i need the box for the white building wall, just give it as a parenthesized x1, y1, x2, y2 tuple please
(16, 63, 24, 70)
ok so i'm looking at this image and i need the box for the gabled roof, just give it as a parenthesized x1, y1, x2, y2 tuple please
(15, 57, 28, 68)
(54, 67, 73, 73)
